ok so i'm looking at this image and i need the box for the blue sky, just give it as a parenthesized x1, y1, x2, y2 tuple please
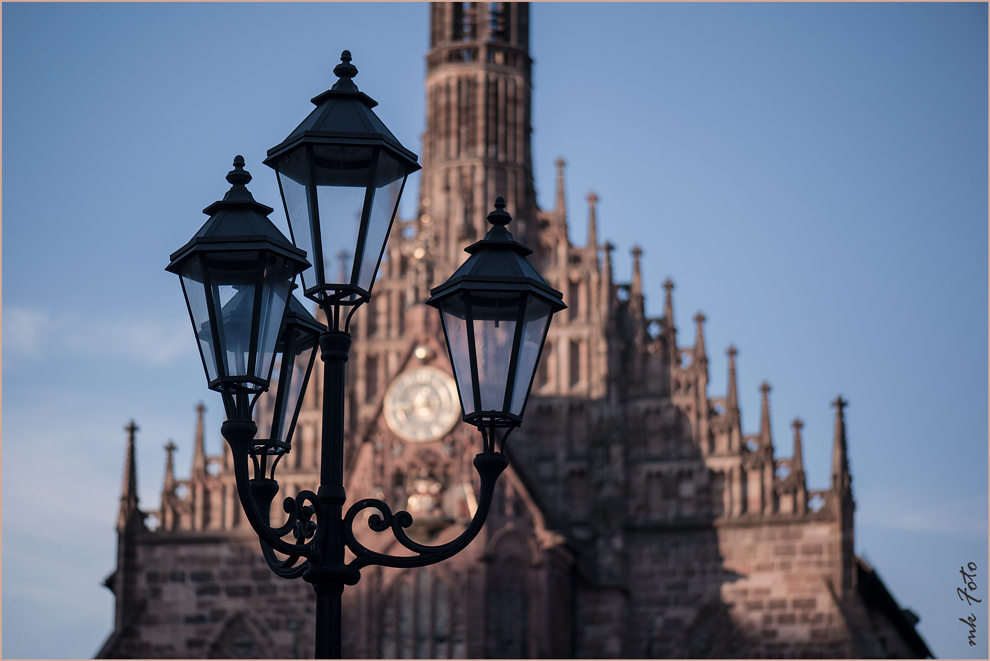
(2, 3, 986, 659)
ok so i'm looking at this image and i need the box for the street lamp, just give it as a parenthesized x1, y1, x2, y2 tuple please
(169, 52, 564, 660)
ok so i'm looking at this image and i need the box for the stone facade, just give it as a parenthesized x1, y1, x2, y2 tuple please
(99, 3, 931, 658)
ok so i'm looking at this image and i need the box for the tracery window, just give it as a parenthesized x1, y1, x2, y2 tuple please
(380, 569, 465, 659)
(486, 556, 529, 658)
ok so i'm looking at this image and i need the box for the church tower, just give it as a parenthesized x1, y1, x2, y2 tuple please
(417, 3, 536, 284)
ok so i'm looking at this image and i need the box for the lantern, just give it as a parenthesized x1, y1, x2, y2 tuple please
(167, 156, 309, 414)
(426, 197, 566, 429)
(264, 51, 421, 311)
(252, 295, 325, 457)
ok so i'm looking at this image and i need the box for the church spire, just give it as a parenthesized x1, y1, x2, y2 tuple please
(117, 420, 140, 531)
(759, 381, 772, 446)
(831, 396, 851, 495)
(586, 192, 598, 254)
(192, 402, 206, 475)
(554, 157, 567, 226)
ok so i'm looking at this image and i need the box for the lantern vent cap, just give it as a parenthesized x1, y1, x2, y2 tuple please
(166, 156, 309, 273)
(425, 198, 566, 312)
(264, 51, 420, 172)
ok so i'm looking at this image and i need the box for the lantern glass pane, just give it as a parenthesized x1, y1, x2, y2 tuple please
(254, 328, 317, 445)
(357, 151, 406, 292)
(509, 296, 552, 415)
(439, 295, 475, 417)
(313, 145, 376, 298)
(203, 252, 293, 387)
(254, 257, 296, 382)
(276, 165, 317, 296)
(471, 292, 523, 414)
(180, 258, 218, 383)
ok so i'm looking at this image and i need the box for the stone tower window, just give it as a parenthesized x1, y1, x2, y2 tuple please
(487, 556, 529, 658)
(381, 569, 464, 659)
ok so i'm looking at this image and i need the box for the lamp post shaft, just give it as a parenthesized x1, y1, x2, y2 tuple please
(313, 330, 352, 659)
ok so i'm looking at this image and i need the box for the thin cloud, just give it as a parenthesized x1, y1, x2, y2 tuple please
(4, 306, 194, 367)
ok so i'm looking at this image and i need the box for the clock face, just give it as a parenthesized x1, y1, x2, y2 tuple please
(383, 366, 462, 443)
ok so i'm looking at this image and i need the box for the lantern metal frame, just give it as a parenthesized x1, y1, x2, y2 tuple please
(249, 293, 326, 480)
(167, 156, 309, 421)
(426, 197, 567, 453)
(264, 51, 421, 328)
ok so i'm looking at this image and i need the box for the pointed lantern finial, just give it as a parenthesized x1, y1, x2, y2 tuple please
(331, 50, 359, 92)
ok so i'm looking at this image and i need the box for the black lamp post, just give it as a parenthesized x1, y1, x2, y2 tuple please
(169, 53, 564, 660)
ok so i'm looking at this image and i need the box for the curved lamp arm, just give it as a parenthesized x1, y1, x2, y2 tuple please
(222, 419, 324, 565)
(343, 452, 508, 571)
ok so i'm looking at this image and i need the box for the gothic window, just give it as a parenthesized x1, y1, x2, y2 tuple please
(565, 470, 588, 519)
(381, 569, 463, 659)
(711, 470, 726, 517)
(487, 556, 529, 658)
(646, 472, 664, 517)
(366, 355, 379, 404)
(568, 279, 580, 321)
(535, 341, 554, 390)
(568, 340, 581, 388)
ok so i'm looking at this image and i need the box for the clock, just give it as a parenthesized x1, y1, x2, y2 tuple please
(383, 366, 461, 443)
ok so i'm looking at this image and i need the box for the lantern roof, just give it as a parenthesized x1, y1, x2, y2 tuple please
(426, 198, 566, 309)
(264, 51, 420, 172)
(282, 294, 326, 341)
(167, 156, 308, 272)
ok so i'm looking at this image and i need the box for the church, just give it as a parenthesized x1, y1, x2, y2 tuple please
(99, 4, 932, 658)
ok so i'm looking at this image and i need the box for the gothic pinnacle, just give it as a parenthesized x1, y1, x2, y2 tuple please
(759, 381, 772, 447)
(117, 420, 140, 531)
(693, 312, 707, 364)
(586, 192, 598, 252)
(631, 245, 643, 299)
(163, 440, 177, 492)
(726, 345, 739, 411)
(791, 418, 804, 474)
(193, 402, 207, 475)
(554, 157, 567, 225)
(831, 395, 851, 494)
